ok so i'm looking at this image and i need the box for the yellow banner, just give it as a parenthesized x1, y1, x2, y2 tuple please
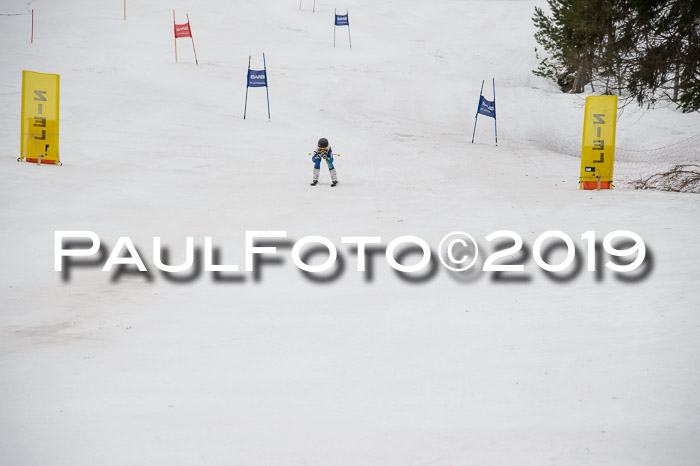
(21, 70, 60, 164)
(580, 95, 617, 189)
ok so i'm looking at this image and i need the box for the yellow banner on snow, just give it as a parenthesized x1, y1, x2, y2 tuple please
(580, 95, 617, 189)
(20, 70, 60, 164)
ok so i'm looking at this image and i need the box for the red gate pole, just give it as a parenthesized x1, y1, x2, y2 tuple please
(187, 14, 198, 66)
(173, 10, 178, 63)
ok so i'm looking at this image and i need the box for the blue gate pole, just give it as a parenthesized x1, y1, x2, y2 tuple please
(472, 80, 484, 143)
(244, 56, 250, 119)
(264, 53, 271, 120)
(493, 78, 497, 146)
(334, 9, 337, 48)
(347, 10, 352, 48)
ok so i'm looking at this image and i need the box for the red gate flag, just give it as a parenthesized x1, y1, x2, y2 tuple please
(173, 10, 198, 65)
(174, 22, 191, 38)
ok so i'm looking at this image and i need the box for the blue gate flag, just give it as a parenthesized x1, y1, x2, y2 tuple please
(334, 9, 351, 48)
(244, 53, 271, 120)
(335, 14, 349, 26)
(472, 78, 497, 145)
(477, 96, 496, 118)
(247, 69, 267, 87)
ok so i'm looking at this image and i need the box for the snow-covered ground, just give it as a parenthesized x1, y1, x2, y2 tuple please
(1, 1, 699, 465)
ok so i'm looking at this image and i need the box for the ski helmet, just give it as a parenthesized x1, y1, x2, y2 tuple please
(317, 138, 329, 148)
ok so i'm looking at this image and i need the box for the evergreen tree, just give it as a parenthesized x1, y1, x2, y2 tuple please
(533, 0, 624, 93)
(533, 0, 700, 112)
(533, 0, 598, 93)
(627, 0, 700, 112)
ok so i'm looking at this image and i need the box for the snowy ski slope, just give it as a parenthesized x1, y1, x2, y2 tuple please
(1, 0, 699, 465)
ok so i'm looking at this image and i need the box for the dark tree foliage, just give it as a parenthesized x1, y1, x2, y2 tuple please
(533, 0, 700, 112)
(533, 0, 596, 93)
(628, 0, 700, 112)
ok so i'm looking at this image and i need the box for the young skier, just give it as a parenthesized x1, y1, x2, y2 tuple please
(310, 137, 338, 187)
